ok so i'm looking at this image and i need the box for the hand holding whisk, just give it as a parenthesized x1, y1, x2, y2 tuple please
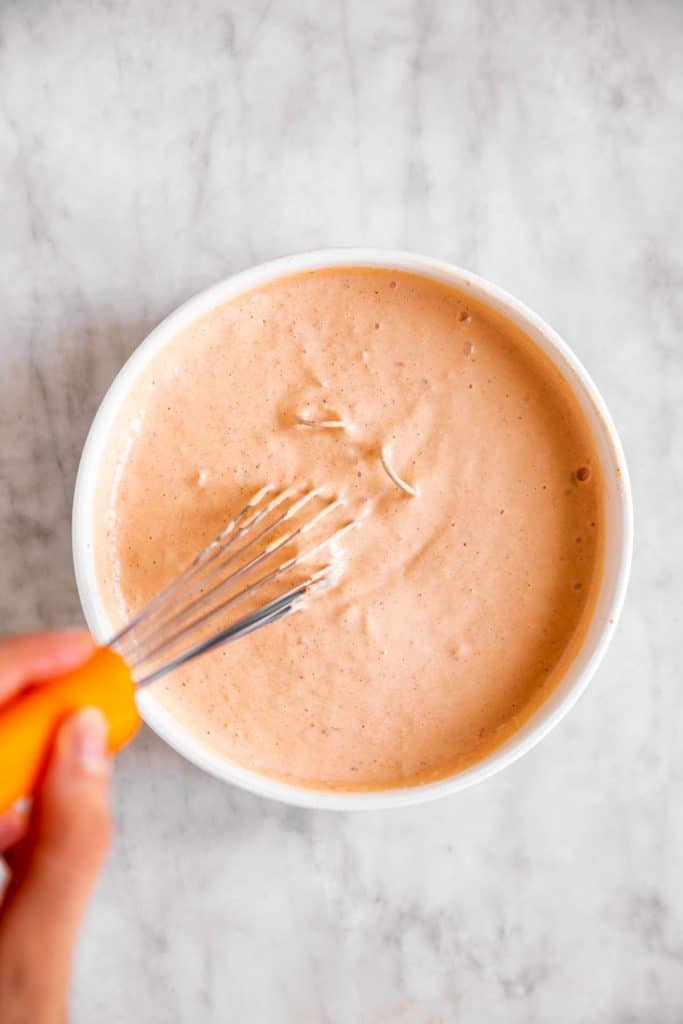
(0, 484, 359, 814)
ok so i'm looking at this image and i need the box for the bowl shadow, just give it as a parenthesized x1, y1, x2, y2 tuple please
(0, 317, 161, 629)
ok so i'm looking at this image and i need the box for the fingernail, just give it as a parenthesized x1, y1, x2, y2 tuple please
(69, 708, 110, 776)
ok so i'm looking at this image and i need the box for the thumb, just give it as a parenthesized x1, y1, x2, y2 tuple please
(0, 709, 112, 1020)
(25, 706, 112, 899)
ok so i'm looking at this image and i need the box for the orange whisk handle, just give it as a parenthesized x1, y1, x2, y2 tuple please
(0, 647, 140, 816)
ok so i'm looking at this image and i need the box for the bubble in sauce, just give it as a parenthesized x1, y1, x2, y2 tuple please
(451, 640, 472, 660)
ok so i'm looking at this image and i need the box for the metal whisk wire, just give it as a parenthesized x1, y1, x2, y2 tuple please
(109, 485, 357, 688)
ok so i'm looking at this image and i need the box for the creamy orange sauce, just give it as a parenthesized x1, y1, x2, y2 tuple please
(94, 268, 604, 790)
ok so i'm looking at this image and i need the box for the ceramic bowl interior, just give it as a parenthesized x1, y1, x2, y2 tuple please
(73, 249, 633, 810)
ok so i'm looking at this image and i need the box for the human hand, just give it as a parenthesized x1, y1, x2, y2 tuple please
(0, 630, 112, 1024)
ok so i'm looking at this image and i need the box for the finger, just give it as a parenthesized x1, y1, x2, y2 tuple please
(0, 629, 94, 702)
(0, 709, 112, 1017)
(0, 808, 28, 854)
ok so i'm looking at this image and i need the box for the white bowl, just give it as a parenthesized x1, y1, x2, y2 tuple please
(73, 249, 633, 810)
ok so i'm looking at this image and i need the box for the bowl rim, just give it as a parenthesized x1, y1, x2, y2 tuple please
(72, 247, 633, 811)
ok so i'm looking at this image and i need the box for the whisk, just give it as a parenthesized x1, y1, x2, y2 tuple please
(0, 484, 357, 814)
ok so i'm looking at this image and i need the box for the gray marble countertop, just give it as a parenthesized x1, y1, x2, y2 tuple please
(1, 2, 681, 1021)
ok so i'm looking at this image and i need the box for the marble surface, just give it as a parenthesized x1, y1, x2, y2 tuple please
(1, 1, 682, 1020)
